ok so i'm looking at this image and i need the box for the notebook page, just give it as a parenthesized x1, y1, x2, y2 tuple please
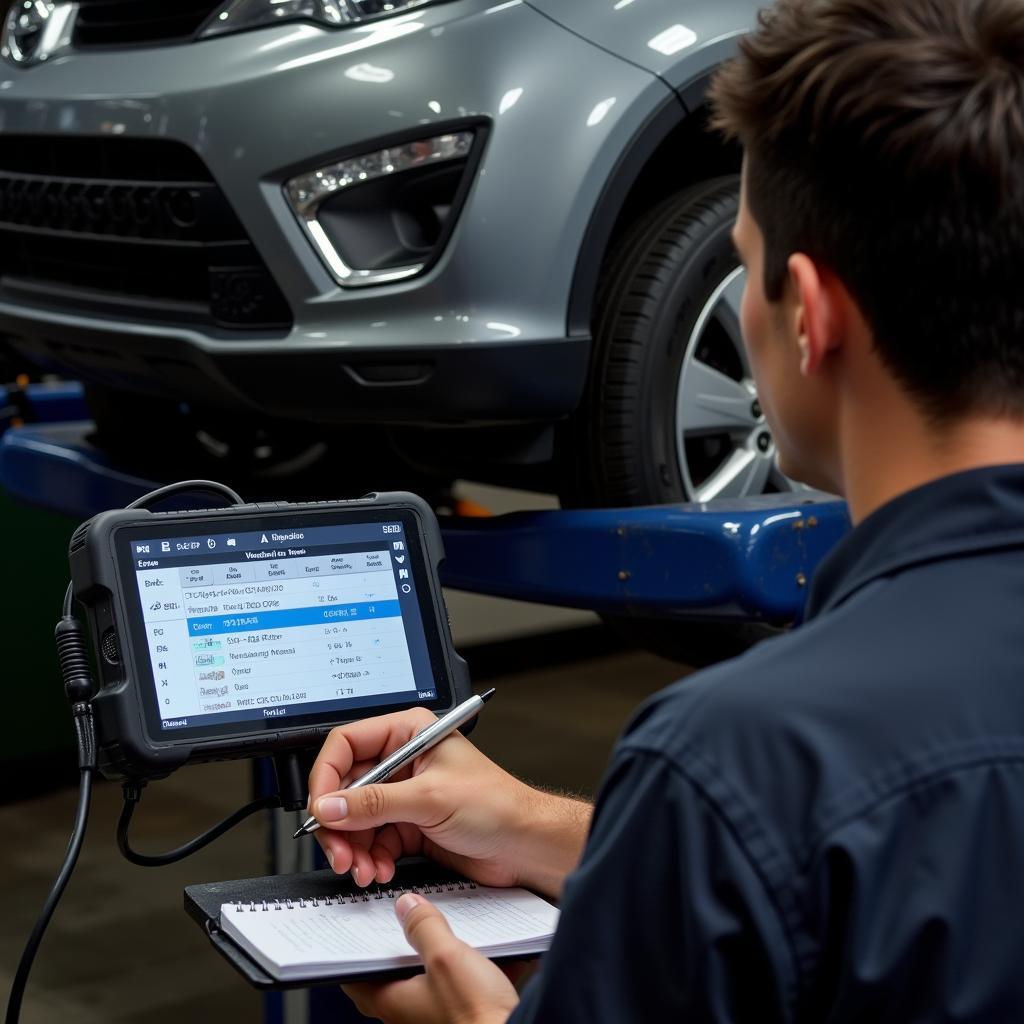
(221, 886, 559, 979)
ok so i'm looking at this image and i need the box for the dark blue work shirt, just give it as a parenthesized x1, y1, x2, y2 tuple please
(512, 464, 1024, 1023)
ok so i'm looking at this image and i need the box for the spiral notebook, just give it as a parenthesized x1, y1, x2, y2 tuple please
(217, 878, 559, 982)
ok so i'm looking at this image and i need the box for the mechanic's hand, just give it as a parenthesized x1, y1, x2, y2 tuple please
(344, 892, 518, 1024)
(308, 707, 590, 898)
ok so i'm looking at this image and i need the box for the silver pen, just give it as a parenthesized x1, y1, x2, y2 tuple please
(292, 688, 496, 839)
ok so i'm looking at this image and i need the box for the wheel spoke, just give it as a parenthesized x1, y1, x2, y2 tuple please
(719, 268, 746, 322)
(679, 358, 757, 435)
(695, 448, 774, 502)
(769, 461, 802, 492)
(713, 269, 750, 377)
(770, 464, 811, 495)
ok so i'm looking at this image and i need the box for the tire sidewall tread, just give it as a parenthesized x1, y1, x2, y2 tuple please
(573, 176, 743, 507)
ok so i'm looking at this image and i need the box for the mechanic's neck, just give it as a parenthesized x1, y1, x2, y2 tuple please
(837, 373, 1024, 526)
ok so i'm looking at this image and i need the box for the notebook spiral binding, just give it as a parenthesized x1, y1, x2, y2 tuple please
(229, 880, 478, 912)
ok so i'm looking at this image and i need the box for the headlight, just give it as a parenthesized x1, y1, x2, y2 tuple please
(2, 1, 77, 67)
(285, 130, 477, 287)
(200, 0, 444, 37)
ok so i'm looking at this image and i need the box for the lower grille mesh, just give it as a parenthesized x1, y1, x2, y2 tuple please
(0, 136, 292, 330)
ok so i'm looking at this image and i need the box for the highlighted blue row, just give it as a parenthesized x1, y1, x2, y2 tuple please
(187, 600, 402, 635)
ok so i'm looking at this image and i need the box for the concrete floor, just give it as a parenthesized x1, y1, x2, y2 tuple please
(1, 627, 691, 1023)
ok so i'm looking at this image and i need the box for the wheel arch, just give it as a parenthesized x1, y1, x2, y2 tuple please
(566, 73, 742, 338)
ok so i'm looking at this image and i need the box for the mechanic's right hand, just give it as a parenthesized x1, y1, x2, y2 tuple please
(308, 706, 590, 899)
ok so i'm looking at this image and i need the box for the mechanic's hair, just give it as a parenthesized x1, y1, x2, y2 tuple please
(710, 0, 1024, 420)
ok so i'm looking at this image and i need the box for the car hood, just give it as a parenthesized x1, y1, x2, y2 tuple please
(524, 0, 757, 92)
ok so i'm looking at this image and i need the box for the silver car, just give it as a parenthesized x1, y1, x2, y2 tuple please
(0, 0, 784, 509)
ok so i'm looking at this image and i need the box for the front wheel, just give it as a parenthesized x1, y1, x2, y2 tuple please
(564, 177, 795, 507)
(561, 178, 799, 664)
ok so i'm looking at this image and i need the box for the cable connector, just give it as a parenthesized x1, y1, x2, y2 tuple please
(55, 617, 95, 705)
(121, 778, 146, 808)
(272, 751, 309, 812)
(71, 704, 97, 771)
(117, 783, 277, 867)
(55, 616, 98, 770)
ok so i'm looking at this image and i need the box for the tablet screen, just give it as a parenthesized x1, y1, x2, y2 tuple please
(117, 510, 450, 743)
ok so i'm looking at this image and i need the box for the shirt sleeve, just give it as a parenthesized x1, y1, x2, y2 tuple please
(509, 749, 798, 1024)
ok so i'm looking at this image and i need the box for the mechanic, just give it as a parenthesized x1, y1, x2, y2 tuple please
(306, 0, 1024, 1019)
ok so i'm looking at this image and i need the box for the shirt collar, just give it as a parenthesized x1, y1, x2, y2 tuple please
(806, 463, 1024, 620)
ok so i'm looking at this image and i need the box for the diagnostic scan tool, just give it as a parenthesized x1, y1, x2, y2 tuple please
(6, 488, 475, 1024)
(70, 492, 470, 780)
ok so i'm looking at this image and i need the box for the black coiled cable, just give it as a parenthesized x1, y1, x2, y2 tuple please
(5, 479, 248, 1024)
(5, 616, 97, 1024)
(4, 770, 93, 1024)
(117, 785, 279, 867)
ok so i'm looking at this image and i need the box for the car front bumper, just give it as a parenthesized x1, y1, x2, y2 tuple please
(0, 0, 671, 424)
(3, 296, 590, 424)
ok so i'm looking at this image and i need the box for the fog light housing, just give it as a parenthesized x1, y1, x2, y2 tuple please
(284, 130, 475, 288)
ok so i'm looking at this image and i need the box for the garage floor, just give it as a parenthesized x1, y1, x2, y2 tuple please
(0, 627, 691, 1023)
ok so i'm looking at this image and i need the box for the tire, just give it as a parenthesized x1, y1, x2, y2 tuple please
(562, 178, 794, 665)
(565, 176, 793, 507)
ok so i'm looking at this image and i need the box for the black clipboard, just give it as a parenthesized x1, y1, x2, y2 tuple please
(184, 860, 541, 990)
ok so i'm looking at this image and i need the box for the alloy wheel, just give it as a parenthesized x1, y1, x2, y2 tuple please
(675, 266, 799, 502)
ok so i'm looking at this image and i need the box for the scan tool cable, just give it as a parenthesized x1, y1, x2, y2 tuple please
(117, 784, 280, 867)
(5, 480, 251, 1024)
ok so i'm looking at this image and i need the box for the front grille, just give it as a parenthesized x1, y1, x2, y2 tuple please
(0, 136, 292, 331)
(74, 0, 223, 48)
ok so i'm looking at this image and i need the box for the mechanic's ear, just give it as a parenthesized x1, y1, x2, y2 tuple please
(788, 253, 842, 377)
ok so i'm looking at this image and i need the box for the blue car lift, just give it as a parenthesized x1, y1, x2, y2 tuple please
(0, 383, 849, 625)
(1, 382, 850, 1023)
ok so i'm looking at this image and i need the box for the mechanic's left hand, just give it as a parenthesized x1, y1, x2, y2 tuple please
(344, 892, 520, 1024)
